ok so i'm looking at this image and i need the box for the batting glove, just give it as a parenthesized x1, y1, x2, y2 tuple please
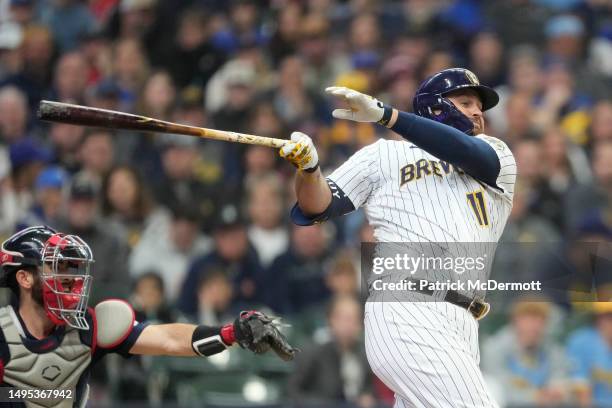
(325, 86, 385, 123)
(279, 131, 319, 172)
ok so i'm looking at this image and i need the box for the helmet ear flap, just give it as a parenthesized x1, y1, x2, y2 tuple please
(439, 97, 475, 135)
(413, 93, 444, 117)
(414, 94, 474, 135)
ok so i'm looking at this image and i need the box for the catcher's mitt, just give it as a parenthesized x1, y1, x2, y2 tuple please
(233, 311, 298, 361)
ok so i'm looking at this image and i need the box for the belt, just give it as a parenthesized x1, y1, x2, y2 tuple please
(408, 279, 491, 320)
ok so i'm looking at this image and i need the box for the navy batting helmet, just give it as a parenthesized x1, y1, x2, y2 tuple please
(413, 68, 499, 135)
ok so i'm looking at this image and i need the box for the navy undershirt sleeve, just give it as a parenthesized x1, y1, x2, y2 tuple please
(290, 179, 355, 226)
(388, 110, 501, 188)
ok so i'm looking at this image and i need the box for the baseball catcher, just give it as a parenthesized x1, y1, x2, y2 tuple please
(0, 226, 296, 407)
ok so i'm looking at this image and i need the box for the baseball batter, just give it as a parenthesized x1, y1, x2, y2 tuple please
(280, 68, 516, 407)
(0, 225, 296, 408)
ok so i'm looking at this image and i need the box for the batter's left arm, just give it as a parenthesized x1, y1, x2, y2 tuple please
(325, 86, 504, 190)
(383, 109, 502, 188)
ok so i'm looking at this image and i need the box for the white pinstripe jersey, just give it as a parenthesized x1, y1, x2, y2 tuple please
(327, 135, 516, 295)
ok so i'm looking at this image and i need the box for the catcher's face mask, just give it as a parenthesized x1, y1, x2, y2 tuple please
(40, 233, 94, 330)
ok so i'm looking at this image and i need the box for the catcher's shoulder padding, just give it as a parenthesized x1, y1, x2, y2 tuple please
(94, 299, 135, 348)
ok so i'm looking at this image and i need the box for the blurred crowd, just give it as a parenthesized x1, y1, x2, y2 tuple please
(0, 0, 611, 407)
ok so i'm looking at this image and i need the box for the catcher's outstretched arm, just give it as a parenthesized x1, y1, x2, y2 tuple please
(129, 323, 228, 356)
(128, 312, 297, 361)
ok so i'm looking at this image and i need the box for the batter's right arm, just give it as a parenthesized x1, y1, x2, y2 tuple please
(281, 132, 380, 226)
(294, 168, 332, 215)
(279, 131, 331, 216)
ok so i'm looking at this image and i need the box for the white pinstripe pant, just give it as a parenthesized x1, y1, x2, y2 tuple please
(365, 301, 498, 408)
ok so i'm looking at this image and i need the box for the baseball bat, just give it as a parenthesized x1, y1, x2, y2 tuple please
(37, 100, 287, 148)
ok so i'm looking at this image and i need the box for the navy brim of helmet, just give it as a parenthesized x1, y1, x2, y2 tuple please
(443, 84, 499, 112)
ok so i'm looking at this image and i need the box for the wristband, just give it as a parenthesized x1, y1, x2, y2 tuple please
(191, 324, 234, 357)
(303, 163, 320, 173)
(377, 106, 398, 128)
(377, 105, 392, 127)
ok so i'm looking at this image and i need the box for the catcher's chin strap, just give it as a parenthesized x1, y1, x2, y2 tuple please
(191, 324, 235, 357)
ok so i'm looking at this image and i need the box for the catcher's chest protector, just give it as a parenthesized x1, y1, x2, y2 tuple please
(0, 306, 92, 408)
